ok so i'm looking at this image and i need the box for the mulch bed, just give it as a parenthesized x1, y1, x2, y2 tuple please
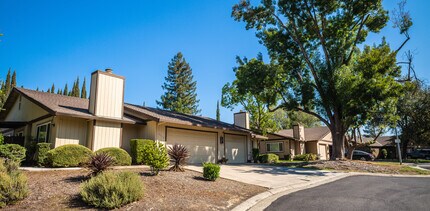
(5, 167, 267, 211)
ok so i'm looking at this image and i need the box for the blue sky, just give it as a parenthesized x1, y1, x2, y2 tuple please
(0, 0, 429, 124)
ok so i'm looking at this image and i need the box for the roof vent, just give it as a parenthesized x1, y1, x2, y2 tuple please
(105, 68, 113, 73)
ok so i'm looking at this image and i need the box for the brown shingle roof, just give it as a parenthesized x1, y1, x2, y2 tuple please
(274, 126, 331, 141)
(124, 103, 252, 133)
(363, 136, 396, 147)
(1, 88, 255, 134)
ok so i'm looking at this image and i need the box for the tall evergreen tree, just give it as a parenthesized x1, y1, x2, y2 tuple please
(81, 77, 87, 98)
(216, 100, 221, 121)
(51, 84, 55, 93)
(57, 88, 62, 95)
(63, 84, 68, 96)
(157, 52, 200, 115)
(4, 68, 11, 95)
(11, 70, 16, 88)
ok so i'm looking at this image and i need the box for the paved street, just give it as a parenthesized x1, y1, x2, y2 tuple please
(417, 163, 430, 170)
(266, 175, 430, 211)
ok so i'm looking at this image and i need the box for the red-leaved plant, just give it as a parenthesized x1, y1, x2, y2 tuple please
(168, 144, 189, 172)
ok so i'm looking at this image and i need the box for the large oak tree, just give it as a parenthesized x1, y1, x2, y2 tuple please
(232, 0, 411, 159)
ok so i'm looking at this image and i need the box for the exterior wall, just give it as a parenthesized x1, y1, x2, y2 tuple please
(30, 116, 56, 145)
(259, 139, 299, 159)
(89, 71, 124, 119)
(305, 141, 318, 155)
(54, 116, 88, 147)
(92, 120, 122, 151)
(121, 124, 143, 152)
(154, 122, 251, 161)
(293, 124, 305, 140)
(5, 95, 49, 122)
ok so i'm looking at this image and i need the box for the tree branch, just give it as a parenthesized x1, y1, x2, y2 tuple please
(344, 15, 369, 65)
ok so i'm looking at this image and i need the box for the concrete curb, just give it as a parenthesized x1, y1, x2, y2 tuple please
(234, 172, 430, 211)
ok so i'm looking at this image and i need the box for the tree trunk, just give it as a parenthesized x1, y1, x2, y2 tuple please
(330, 119, 346, 160)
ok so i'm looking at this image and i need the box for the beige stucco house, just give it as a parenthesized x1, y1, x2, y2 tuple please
(260, 125, 333, 160)
(0, 69, 266, 164)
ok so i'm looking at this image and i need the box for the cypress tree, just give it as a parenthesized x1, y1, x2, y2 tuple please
(4, 68, 11, 95)
(216, 100, 220, 121)
(81, 77, 87, 98)
(46, 88, 51, 93)
(157, 52, 200, 115)
(36, 87, 39, 91)
(57, 88, 62, 95)
(11, 70, 16, 88)
(63, 84, 68, 95)
(51, 84, 55, 93)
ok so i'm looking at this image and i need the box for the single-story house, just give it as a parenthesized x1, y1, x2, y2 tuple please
(0, 69, 266, 164)
(359, 136, 397, 159)
(259, 125, 332, 160)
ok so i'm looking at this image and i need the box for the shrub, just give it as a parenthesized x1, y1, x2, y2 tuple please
(80, 171, 143, 209)
(168, 144, 189, 172)
(381, 149, 388, 159)
(203, 162, 220, 181)
(142, 141, 169, 175)
(0, 158, 29, 208)
(293, 153, 317, 161)
(0, 133, 3, 145)
(252, 148, 260, 163)
(46, 144, 93, 167)
(24, 140, 37, 164)
(87, 153, 114, 176)
(0, 144, 26, 163)
(95, 147, 132, 166)
(259, 153, 279, 163)
(34, 143, 51, 166)
(130, 139, 153, 164)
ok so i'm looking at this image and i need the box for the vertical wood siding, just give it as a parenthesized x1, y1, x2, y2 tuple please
(5, 96, 49, 121)
(55, 117, 88, 147)
(94, 74, 124, 118)
(92, 120, 121, 151)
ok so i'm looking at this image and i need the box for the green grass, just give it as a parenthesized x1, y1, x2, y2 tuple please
(375, 159, 430, 164)
(399, 166, 430, 175)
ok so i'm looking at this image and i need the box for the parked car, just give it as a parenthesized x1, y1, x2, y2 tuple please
(351, 150, 375, 161)
(407, 149, 430, 160)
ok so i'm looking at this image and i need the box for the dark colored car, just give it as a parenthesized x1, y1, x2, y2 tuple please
(352, 150, 375, 161)
(407, 149, 430, 160)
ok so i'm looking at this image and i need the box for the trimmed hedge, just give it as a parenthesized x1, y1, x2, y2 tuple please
(95, 147, 132, 166)
(203, 163, 220, 181)
(80, 171, 144, 209)
(46, 144, 93, 167)
(34, 143, 51, 167)
(0, 158, 29, 208)
(0, 144, 26, 163)
(141, 141, 169, 175)
(293, 153, 317, 161)
(130, 139, 153, 164)
(259, 153, 279, 163)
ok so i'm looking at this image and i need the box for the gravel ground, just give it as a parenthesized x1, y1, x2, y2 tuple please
(5, 167, 267, 211)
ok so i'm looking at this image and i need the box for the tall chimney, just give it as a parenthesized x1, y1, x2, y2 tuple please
(293, 123, 305, 140)
(88, 69, 125, 119)
(234, 111, 250, 129)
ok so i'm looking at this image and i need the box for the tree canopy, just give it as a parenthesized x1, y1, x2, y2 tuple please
(232, 0, 411, 159)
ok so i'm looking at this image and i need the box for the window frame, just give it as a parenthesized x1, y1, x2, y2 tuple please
(36, 122, 51, 143)
(266, 142, 283, 153)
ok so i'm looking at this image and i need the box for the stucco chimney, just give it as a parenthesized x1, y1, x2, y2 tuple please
(234, 111, 250, 129)
(88, 69, 125, 119)
(293, 123, 305, 141)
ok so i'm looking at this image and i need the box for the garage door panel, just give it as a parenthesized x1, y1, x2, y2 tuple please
(225, 134, 246, 163)
(319, 144, 327, 160)
(166, 128, 217, 164)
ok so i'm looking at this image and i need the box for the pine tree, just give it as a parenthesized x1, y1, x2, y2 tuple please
(80, 77, 87, 98)
(157, 52, 200, 115)
(47, 88, 51, 93)
(11, 70, 16, 88)
(51, 84, 55, 93)
(4, 68, 11, 95)
(216, 100, 220, 121)
(36, 87, 39, 91)
(63, 84, 68, 95)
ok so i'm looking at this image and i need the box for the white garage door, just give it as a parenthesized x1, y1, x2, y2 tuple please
(319, 144, 327, 160)
(225, 134, 247, 163)
(166, 128, 217, 164)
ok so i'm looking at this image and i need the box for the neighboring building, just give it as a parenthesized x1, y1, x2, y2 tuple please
(0, 69, 266, 164)
(360, 136, 396, 159)
(260, 125, 332, 160)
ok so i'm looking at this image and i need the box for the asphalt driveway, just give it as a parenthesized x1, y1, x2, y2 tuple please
(266, 175, 430, 211)
(186, 164, 344, 188)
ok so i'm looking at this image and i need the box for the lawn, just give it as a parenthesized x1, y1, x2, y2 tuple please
(5, 167, 267, 210)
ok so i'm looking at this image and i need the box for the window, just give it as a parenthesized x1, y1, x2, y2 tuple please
(266, 142, 283, 152)
(36, 123, 50, 143)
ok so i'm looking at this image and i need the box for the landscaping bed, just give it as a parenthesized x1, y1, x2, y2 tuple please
(303, 160, 430, 175)
(4, 167, 266, 210)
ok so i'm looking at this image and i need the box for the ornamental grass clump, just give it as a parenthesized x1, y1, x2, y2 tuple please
(0, 158, 29, 208)
(168, 144, 189, 172)
(80, 171, 144, 209)
(86, 152, 114, 176)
